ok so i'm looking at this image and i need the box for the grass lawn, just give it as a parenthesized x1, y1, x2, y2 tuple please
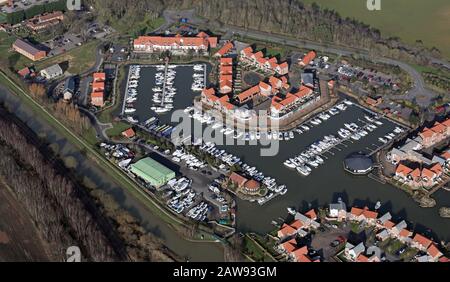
(251, 233, 279, 257)
(243, 235, 276, 262)
(1, 33, 100, 73)
(302, 0, 450, 59)
(0, 33, 34, 70)
(33, 40, 99, 74)
(350, 221, 363, 233)
(193, 230, 218, 242)
(97, 65, 127, 123)
(0, 33, 32, 70)
(412, 64, 450, 79)
(0, 12, 6, 24)
(400, 247, 418, 262)
(83, 126, 99, 146)
(111, 16, 165, 37)
(258, 46, 287, 58)
(384, 239, 405, 255)
(105, 121, 130, 138)
(0, 33, 16, 54)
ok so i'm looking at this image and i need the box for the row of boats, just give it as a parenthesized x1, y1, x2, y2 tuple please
(283, 111, 404, 177)
(124, 65, 141, 123)
(184, 100, 352, 143)
(191, 64, 205, 91)
(166, 178, 201, 215)
(284, 135, 340, 176)
(172, 149, 207, 171)
(378, 126, 405, 144)
(151, 66, 177, 114)
(144, 120, 176, 138)
(194, 140, 288, 202)
(186, 201, 209, 221)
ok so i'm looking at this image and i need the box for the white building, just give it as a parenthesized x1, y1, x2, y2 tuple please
(40, 64, 63, 80)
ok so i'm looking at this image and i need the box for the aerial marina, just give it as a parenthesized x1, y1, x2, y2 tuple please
(121, 62, 409, 210)
(122, 63, 207, 120)
(2, 0, 450, 264)
(107, 33, 450, 258)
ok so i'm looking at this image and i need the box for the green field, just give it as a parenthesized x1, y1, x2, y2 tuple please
(0, 32, 99, 74)
(110, 16, 165, 37)
(302, 0, 450, 59)
(34, 40, 99, 74)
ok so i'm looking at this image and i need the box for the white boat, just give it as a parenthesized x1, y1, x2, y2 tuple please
(336, 104, 347, 111)
(350, 134, 361, 141)
(283, 160, 297, 168)
(233, 132, 243, 139)
(127, 116, 138, 123)
(343, 100, 353, 105)
(308, 160, 319, 168)
(287, 207, 296, 215)
(315, 155, 324, 164)
(124, 108, 136, 113)
(375, 201, 381, 210)
(154, 107, 170, 113)
(338, 131, 348, 139)
(375, 120, 383, 126)
(193, 64, 204, 71)
(296, 165, 311, 176)
(310, 119, 320, 125)
(364, 115, 374, 122)
(224, 128, 234, 135)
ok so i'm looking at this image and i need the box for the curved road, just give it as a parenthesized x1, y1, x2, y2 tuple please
(220, 25, 437, 107)
(162, 9, 444, 107)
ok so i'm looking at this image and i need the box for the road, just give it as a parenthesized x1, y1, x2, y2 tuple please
(79, 107, 112, 140)
(79, 43, 105, 106)
(221, 25, 437, 107)
(161, 9, 442, 108)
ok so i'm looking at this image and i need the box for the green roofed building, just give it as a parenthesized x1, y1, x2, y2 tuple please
(130, 157, 175, 187)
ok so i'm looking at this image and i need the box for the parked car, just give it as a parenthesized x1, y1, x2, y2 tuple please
(330, 240, 340, 247)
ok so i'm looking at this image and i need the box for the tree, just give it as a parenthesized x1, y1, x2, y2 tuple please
(29, 83, 47, 101)
(6, 10, 25, 25)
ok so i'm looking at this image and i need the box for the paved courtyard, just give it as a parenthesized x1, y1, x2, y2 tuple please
(310, 223, 351, 262)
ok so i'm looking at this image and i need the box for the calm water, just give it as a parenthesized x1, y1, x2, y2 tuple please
(0, 86, 224, 262)
(130, 64, 450, 242)
(123, 64, 211, 125)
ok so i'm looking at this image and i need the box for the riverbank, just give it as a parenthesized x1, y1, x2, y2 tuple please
(0, 179, 54, 261)
(0, 72, 225, 261)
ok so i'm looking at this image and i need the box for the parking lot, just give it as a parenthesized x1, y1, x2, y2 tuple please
(43, 33, 83, 57)
(41, 22, 113, 58)
(310, 223, 351, 262)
